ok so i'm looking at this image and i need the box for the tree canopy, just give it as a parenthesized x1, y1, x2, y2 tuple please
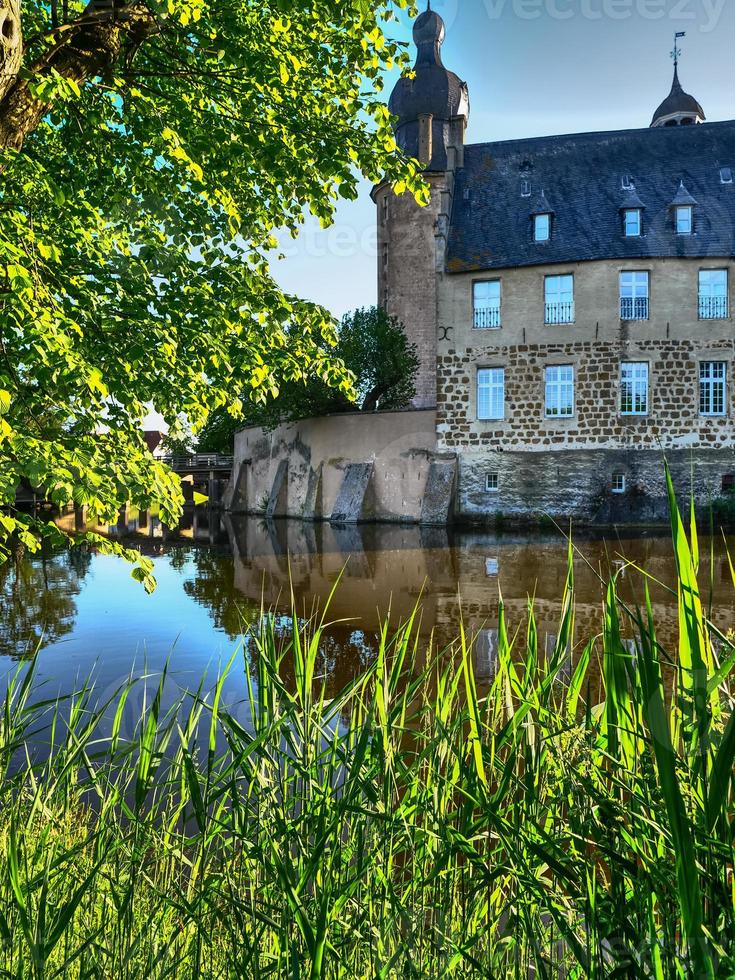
(0, 0, 426, 588)
(197, 306, 420, 452)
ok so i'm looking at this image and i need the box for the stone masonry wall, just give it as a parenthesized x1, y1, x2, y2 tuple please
(435, 256, 735, 521)
(375, 174, 450, 410)
(437, 339, 735, 451)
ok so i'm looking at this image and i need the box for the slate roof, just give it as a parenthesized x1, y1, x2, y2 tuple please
(618, 186, 646, 211)
(446, 120, 735, 274)
(670, 180, 698, 207)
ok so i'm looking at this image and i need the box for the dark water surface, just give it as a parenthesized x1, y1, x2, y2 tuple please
(2, 512, 734, 715)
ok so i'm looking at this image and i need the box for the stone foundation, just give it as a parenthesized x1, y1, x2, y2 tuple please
(456, 448, 735, 524)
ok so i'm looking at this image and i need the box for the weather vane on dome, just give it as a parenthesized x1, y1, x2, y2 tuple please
(671, 31, 686, 70)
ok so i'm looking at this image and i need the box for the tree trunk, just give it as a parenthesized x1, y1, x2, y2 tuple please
(361, 383, 394, 413)
(0, 0, 21, 106)
(0, 1, 158, 154)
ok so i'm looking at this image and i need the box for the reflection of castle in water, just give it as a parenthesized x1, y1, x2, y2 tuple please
(223, 517, 735, 693)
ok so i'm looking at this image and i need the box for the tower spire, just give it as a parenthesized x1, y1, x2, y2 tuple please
(651, 33, 705, 127)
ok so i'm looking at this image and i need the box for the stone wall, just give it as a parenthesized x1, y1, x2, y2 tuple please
(434, 255, 735, 520)
(375, 173, 452, 410)
(437, 339, 735, 451)
(226, 409, 439, 523)
(455, 447, 735, 522)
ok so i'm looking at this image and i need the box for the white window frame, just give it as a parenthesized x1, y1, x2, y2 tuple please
(676, 205, 693, 235)
(473, 280, 502, 329)
(620, 362, 649, 416)
(486, 473, 499, 493)
(477, 368, 505, 421)
(544, 365, 575, 419)
(699, 269, 729, 320)
(611, 473, 627, 494)
(699, 362, 727, 417)
(623, 209, 642, 237)
(620, 271, 650, 321)
(544, 274, 575, 325)
(534, 213, 551, 242)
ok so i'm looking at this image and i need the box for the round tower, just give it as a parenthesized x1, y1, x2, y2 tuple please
(374, 5, 469, 410)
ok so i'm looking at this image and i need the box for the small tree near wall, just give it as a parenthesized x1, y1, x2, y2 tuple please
(197, 307, 420, 453)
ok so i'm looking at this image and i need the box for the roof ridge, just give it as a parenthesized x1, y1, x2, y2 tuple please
(463, 118, 735, 152)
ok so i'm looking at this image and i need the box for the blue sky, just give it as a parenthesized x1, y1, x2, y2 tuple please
(272, 0, 735, 319)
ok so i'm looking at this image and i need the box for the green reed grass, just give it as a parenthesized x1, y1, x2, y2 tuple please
(1, 463, 735, 977)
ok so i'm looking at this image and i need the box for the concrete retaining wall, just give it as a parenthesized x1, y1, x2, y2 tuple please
(225, 409, 442, 524)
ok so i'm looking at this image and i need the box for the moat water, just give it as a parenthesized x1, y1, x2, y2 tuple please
(2, 511, 734, 721)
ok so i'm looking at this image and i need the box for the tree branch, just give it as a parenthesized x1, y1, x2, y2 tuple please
(0, 0, 159, 153)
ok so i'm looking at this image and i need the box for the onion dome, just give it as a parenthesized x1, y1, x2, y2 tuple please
(388, 4, 469, 170)
(651, 66, 705, 128)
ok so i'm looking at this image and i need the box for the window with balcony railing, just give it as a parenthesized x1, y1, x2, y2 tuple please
(544, 274, 574, 325)
(473, 280, 501, 329)
(473, 306, 502, 329)
(699, 296, 729, 320)
(620, 297, 649, 320)
(620, 271, 649, 321)
(699, 270, 729, 320)
(544, 302, 575, 325)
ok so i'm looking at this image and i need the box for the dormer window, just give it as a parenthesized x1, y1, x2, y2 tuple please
(669, 182, 697, 234)
(624, 209, 642, 237)
(534, 213, 551, 242)
(676, 205, 693, 235)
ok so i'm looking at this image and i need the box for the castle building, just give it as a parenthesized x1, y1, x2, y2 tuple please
(374, 10, 735, 522)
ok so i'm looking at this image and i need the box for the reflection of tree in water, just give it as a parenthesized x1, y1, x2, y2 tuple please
(167, 547, 191, 574)
(182, 549, 382, 694)
(182, 550, 262, 639)
(0, 547, 91, 659)
(267, 625, 382, 700)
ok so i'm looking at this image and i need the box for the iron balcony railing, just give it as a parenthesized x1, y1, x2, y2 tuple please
(544, 302, 575, 325)
(473, 306, 501, 329)
(699, 296, 729, 320)
(620, 297, 649, 321)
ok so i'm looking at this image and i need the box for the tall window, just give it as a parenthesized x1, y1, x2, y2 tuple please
(473, 280, 502, 329)
(700, 362, 727, 416)
(623, 209, 642, 237)
(620, 362, 649, 415)
(699, 270, 729, 320)
(545, 365, 574, 418)
(477, 368, 505, 421)
(534, 213, 551, 242)
(544, 274, 574, 325)
(676, 205, 693, 235)
(620, 271, 649, 320)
